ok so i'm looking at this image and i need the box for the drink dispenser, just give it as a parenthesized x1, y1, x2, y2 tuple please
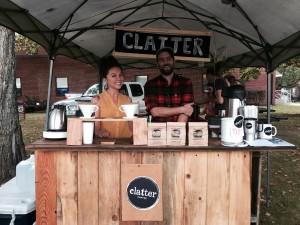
(222, 85, 246, 118)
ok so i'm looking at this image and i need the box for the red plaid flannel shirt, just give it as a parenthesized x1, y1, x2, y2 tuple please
(144, 74, 194, 122)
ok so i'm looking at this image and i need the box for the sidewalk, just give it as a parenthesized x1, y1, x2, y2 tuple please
(290, 102, 300, 106)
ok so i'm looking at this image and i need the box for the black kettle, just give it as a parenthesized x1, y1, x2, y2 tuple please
(48, 105, 67, 131)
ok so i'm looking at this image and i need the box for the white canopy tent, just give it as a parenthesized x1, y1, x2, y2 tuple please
(1, 0, 300, 208)
(1, 0, 299, 119)
(0, 0, 299, 70)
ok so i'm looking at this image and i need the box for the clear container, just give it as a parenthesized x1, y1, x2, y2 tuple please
(16, 155, 35, 192)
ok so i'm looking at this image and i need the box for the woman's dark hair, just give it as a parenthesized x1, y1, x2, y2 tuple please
(100, 56, 122, 78)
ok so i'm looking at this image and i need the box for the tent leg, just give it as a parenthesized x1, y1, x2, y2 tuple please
(97, 66, 103, 93)
(265, 68, 272, 208)
(266, 151, 271, 208)
(44, 59, 54, 131)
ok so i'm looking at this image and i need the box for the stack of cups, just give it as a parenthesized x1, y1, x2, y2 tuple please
(79, 104, 99, 144)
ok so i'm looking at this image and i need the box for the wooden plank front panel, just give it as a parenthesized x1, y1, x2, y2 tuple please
(142, 152, 163, 165)
(228, 152, 251, 225)
(184, 152, 208, 225)
(78, 152, 99, 225)
(206, 152, 230, 225)
(35, 151, 57, 225)
(142, 151, 164, 225)
(163, 151, 185, 225)
(121, 151, 142, 164)
(120, 151, 142, 225)
(56, 151, 78, 225)
(98, 152, 121, 225)
(36, 148, 253, 225)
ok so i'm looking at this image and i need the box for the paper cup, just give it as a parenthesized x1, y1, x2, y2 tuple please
(82, 122, 94, 144)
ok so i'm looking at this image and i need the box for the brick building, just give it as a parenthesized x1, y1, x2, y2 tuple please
(244, 69, 276, 105)
(16, 50, 98, 104)
(16, 50, 206, 104)
(16, 50, 274, 106)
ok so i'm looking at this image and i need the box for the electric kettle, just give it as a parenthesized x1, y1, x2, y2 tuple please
(48, 105, 67, 131)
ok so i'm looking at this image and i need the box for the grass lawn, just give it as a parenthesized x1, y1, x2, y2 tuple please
(20, 103, 300, 224)
(258, 103, 300, 225)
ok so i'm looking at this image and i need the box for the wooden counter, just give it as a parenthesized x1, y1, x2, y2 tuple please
(29, 138, 295, 225)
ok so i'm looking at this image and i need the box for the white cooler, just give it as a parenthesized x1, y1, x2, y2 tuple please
(0, 155, 36, 225)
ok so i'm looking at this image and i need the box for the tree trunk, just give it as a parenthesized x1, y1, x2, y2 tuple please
(0, 26, 26, 184)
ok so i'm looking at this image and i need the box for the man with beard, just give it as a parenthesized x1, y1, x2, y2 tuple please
(144, 47, 194, 122)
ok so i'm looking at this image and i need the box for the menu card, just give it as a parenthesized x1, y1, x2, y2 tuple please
(246, 138, 295, 147)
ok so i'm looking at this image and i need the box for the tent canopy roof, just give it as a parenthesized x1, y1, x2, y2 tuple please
(1, 0, 300, 70)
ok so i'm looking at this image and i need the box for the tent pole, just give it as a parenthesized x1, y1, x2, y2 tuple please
(44, 58, 55, 131)
(97, 66, 103, 93)
(266, 61, 272, 208)
(44, 31, 58, 132)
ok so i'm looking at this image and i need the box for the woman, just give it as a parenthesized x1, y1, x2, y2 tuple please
(93, 56, 132, 138)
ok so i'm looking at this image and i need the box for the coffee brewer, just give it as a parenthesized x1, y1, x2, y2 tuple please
(222, 85, 246, 118)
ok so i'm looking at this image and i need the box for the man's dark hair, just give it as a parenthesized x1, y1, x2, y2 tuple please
(156, 47, 175, 62)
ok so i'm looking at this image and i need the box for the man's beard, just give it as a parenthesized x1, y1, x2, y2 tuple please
(159, 64, 174, 76)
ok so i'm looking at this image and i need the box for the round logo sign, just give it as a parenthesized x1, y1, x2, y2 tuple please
(234, 115, 244, 128)
(264, 127, 272, 135)
(246, 122, 252, 129)
(126, 176, 160, 210)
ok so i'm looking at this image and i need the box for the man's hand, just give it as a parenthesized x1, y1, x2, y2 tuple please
(150, 102, 194, 118)
(182, 102, 194, 116)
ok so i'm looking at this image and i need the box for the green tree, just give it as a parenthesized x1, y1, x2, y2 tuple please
(275, 55, 300, 89)
(15, 34, 40, 55)
(239, 67, 261, 82)
(279, 55, 300, 68)
(0, 26, 26, 184)
(276, 66, 300, 89)
(222, 67, 261, 83)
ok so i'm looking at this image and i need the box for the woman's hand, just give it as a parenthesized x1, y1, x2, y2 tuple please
(91, 95, 100, 104)
(96, 129, 110, 138)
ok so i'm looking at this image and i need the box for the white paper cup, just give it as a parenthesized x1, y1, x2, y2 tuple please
(221, 116, 244, 145)
(82, 122, 94, 144)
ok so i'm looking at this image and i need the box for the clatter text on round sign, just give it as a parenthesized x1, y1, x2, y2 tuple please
(129, 187, 158, 198)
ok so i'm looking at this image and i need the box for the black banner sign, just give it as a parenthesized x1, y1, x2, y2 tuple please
(115, 28, 211, 60)
(126, 176, 160, 210)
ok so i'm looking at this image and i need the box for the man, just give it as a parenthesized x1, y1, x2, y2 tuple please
(205, 68, 228, 114)
(144, 47, 194, 122)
